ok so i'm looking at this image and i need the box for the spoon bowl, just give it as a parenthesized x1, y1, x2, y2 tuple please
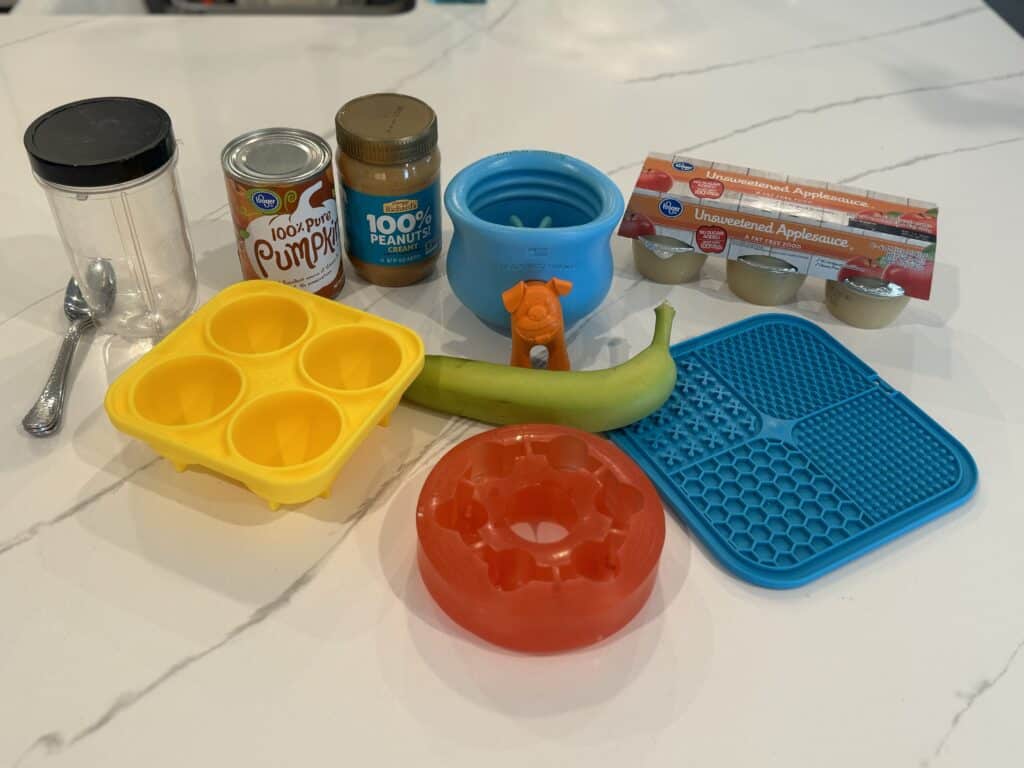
(62, 277, 91, 322)
(22, 260, 116, 436)
(78, 259, 117, 323)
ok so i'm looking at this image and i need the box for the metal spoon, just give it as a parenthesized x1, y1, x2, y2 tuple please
(22, 260, 116, 437)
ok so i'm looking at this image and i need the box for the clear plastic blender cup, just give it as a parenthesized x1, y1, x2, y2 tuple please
(25, 97, 197, 339)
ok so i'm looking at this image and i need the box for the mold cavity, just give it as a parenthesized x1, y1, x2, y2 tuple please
(536, 434, 589, 471)
(301, 326, 403, 391)
(207, 295, 310, 355)
(484, 547, 537, 591)
(572, 539, 621, 582)
(435, 499, 488, 545)
(466, 168, 604, 228)
(230, 391, 342, 468)
(468, 439, 526, 480)
(506, 483, 577, 543)
(595, 475, 644, 529)
(133, 355, 243, 427)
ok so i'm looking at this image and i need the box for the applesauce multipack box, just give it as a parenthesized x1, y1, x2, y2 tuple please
(618, 153, 938, 299)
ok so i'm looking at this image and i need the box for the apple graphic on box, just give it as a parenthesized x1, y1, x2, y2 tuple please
(636, 169, 673, 193)
(884, 260, 934, 299)
(619, 211, 656, 238)
(838, 256, 884, 282)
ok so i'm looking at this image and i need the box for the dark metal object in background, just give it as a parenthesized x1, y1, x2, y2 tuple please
(985, 0, 1024, 36)
(146, 0, 414, 13)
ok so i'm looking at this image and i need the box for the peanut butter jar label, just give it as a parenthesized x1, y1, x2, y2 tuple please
(227, 174, 342, 295)
(341, 180, 441, 267)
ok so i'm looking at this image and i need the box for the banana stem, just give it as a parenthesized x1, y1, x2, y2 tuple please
(651, 302, 676, 349)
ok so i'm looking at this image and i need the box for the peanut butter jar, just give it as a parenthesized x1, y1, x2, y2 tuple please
(335, 93, 441, 287)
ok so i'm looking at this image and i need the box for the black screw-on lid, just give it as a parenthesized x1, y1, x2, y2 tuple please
(24, 97, 176, 188)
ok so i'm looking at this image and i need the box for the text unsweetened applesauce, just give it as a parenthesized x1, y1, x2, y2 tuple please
(221, 127, 345, 298)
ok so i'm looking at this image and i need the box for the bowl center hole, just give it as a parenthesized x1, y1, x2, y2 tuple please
(506, 483, 577, 544)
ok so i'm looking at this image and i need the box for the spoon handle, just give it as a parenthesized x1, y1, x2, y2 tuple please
(22, 316, 94, 436)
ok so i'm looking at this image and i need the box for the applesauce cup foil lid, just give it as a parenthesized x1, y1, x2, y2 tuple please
(640, 233, 694, 260)
(738, 253, 798, 274)
(842, 275, 907, 299)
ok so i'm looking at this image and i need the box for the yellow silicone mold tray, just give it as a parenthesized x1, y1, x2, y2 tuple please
(104, 281, 425, 508)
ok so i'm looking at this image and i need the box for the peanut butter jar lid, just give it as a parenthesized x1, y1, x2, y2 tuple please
(335, 93, 437, 165)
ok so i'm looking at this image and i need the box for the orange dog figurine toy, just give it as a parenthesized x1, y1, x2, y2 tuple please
(501, 278, 573, 371)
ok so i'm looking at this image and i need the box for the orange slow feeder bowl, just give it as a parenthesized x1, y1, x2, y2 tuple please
(416, 424, 665, 653)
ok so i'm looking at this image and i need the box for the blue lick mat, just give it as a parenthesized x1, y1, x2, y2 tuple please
(609, 314, 977, 588)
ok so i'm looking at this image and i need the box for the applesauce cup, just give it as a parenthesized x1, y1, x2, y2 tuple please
(633, 234, 707, 284)
(727, 253, 806, 306)
(826, 276, 909, 329)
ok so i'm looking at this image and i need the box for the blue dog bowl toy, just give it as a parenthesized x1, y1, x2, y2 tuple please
(445, 150, 625, 332)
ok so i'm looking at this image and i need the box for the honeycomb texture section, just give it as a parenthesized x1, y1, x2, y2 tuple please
(676, 439, 873, 569)
(793, 390, 962, 522)
(621, 354, 761, 473)
(698, 323, 870, 419)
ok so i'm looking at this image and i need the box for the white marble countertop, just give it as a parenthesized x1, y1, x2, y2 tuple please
(2, 2, 1023, 765)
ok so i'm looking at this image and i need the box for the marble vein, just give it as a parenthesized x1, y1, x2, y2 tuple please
(18, 419, 473, 762)
(0, 457, 161, 558)
(0, 18, 96, 51)
(678, 69, 1024, 154)
(925, 636, 1024, 765)
(0, 286, 64, 330)
(391, 0, 519, 91)
(197, 3, 519, 228)
(838, 135, 1024, 183)
(196, 202, 230, 223)
(604, 160, 640, 179)
(354, 289, 390, 314)
(624, 7, 984, 84)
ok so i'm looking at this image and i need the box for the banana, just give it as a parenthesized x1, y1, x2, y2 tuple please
(403, 302, 677, 432)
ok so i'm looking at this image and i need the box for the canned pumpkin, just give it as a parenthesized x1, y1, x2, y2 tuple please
(222, 127, 345, 298)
